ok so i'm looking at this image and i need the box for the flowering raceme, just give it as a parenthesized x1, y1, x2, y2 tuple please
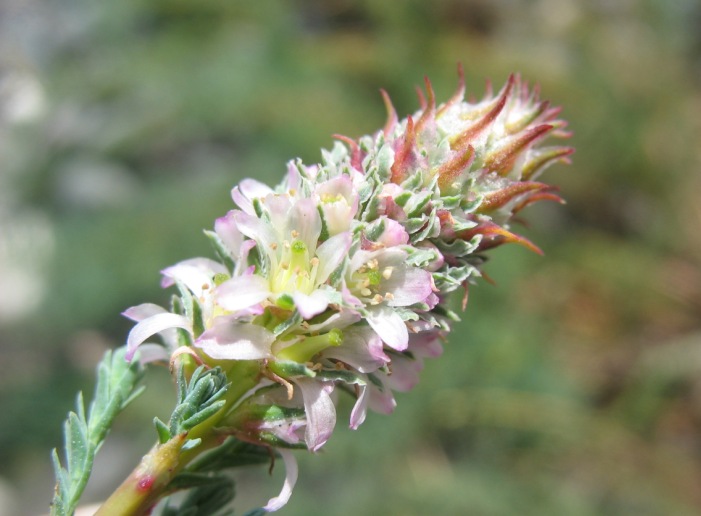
(64, 67, 572, 515)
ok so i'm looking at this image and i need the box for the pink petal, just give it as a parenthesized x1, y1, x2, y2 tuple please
(287, 198, 321, 251)
(314, 231, 351, 284)
(126, 313, 191, 361)
(294, 378, 336, 452)
(366, 306, 408, 351)
(233, 211, 278, 257)
(384, 267, 433, 307)
(122, 303, 167, 322)
(231, 178, 273, 214)
(377, 218, 409, 246)
(263, 449, 298, 512)
(349, 384, 368, 429)
(196, 318, 274, 360)
(321, 326, 388, 373)
(292, 290, 330, 320)
(216, 274, 270, 311)
(214, 211, 244, 256)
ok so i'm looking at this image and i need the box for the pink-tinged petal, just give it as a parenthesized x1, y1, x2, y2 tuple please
(287, 198, 321, 251)
(233, 211, 278, 258)
(216, 275, 270, 311)
(408, 331, 444, 358)
(234, 240, 258, 277)
(377, 218, 409, 247)
(292, 290, 330, 320)
(286, 160, 302, 191)
(349, 384, 368, 429)
(386, 354, 424, 392)
(294, 378, 336, 452)
(126, 313, 191, 361)
(341, 285, 363, 308)
(368, 380, 397, 414)
(314, 231, 351, 284)
(232, 178, 273, 214)
(265, 194, 293, 234)
(263, 449, 298, 512)
(384, 267, 433, 307)
(196, 318, 274, 360)
(134, 343, 169, 365)
(122, 303, 167, 322)
(304, 310, 361, 333)
(161, 259, 225, 295)
(321, 327, 388, 373)
(214, 211, 244, 256)
(366, 306, 408, 351)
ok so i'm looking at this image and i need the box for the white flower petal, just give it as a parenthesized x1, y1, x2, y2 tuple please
(349, 383, 368, 429)
(294, 378, 336, 452)
(263, 449, 298, 512)
(314, 231, 351, 284)
(214, 210, 244, 256)
(292, 290, 330, 320)
(287, 198, 321, 251)
(384, 267, 433, 307)
(122, 303, 167, 322)
(196, 319, 274, 360)
(216, 274, 270, 311)
(321, 326, 388, 373)
(366, 306, 408, 351)
(232, 178, 273, 214)
(126, 313, 191, 361)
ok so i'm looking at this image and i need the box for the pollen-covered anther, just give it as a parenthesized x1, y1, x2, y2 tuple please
(381, 267, 394, 280)
(288, 188, 297, 196)
(370, 294, 384, 305)
(310, 257, 320, 267)
(367, 259, 379, 269)
(384, 292, 395, 301)
(360, 287, 372, 297)
(270, 242, 278, 250)
(201, 283, 210, 290)
(291, 230, 300, 238)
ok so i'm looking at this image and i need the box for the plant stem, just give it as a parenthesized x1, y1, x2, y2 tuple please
(95, 361, 261, 515)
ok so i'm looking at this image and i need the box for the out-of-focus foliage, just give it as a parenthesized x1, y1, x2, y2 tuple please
(1, 0, 700, 514)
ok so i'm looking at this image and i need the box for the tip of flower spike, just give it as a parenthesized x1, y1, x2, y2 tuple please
(415, 76, 436, 135)
(332, 134, 362, 171)
(380, 88, 398, 138)
(460, 221, 544, 255)
(485, 123, 553, 176)
(477, 181, 554, 214)
(437, 63, 466, 118)
(450, 74, 515, 151)
(390, 115, 416, 184)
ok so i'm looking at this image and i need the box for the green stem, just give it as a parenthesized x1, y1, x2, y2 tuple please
(95, 361, 261, 516)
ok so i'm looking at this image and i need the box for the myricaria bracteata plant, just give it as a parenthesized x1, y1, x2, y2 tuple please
(51, 66, 572, 515)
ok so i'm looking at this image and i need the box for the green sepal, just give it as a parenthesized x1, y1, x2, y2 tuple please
(268, 360, 316, 379)
(182, 401, 226, 431)
(154, 417, 171, 444)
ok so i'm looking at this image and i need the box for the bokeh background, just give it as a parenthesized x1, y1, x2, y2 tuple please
(2, 1, 701, 514)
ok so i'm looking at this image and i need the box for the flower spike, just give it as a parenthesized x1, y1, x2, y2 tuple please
(95, 67, 572, 515)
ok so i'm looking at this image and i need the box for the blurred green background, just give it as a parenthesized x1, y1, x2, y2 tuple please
(2, 0, 701, 514)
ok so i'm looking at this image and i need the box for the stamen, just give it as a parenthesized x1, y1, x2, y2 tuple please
(360, 287, 372, 297)
(270, 242, 278, 250)
(384, 292, 395, 301)
(291, 229, 300, 238)
(382, 267, 394, 280)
